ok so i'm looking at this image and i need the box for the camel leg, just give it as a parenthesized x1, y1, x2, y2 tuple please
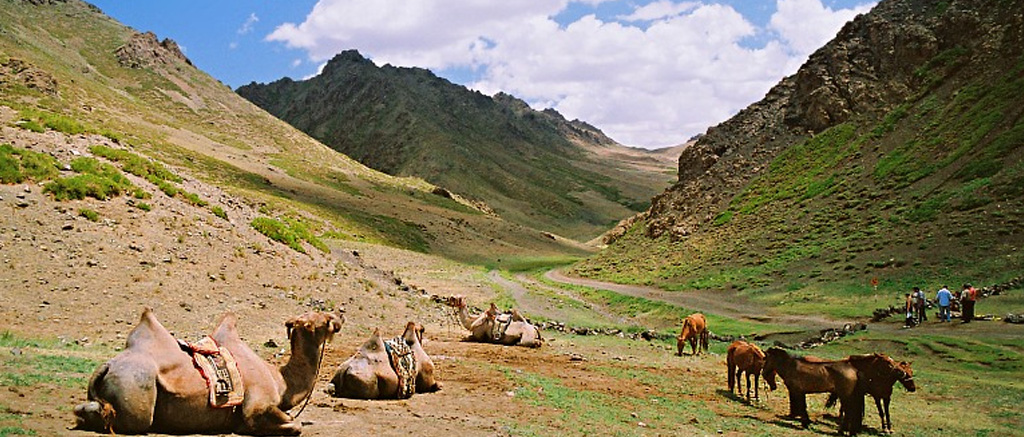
(243, 406, 301, 436)
(95, 361, 158, 434)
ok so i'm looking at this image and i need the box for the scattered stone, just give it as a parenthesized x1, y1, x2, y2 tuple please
(10, 348, 22, 356)
(264, 339, 279, 348)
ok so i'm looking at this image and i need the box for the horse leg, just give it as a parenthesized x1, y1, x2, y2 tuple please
(753, 372, 760, 401)
(791, 393, 810, 427)
(728, 363, 736, 393)
(882, 396, 892, 433)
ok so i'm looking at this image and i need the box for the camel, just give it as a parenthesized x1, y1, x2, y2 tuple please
(72, 308, 342, 435)
(446, 296, 543, 348)
(676, 313, 708, 356)
(726, 340, 765, 401)
(328, 322, 440, 399)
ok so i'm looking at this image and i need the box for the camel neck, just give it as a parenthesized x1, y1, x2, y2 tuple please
(457, 306, 476, 331)
(279, 334, 322, 410)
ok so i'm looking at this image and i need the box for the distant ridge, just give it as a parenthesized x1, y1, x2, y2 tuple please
(237, 50, 678, 240)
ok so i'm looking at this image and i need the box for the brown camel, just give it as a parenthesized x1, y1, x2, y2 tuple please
(727, 340, 765, 401)
(72, 308, 342, 435)
(446, 296, 543, 348)
(328, 322, 440, 399)
(676, 313, 708, 356)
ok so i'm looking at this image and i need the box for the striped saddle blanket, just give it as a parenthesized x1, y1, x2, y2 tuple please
(383, 337, 417, 399)
(179, 336, 244, 408)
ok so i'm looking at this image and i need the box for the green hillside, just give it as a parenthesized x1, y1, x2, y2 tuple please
(0, 0, 594, 264)
(237, 50, 676, 241)
(572, 0, 1024, 316)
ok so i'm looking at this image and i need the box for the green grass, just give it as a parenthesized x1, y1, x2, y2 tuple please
(17, 109, 86, 136)
(78, 208, 99, 222)
(89, 145, 181, 183)
(251, 216, 329, 254)
(0, 144, 59, 184)
(483, 256, 582, 272)
(211, 205, 227, 220)
(43, 157, 135, 201)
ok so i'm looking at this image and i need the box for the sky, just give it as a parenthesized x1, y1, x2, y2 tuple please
(88, 0, 876, 149)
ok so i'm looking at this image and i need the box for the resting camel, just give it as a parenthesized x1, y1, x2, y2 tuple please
(762, 347, 864, 434)
(676, 313, 708, 356)
(73, 308, 342, 435)
(825, 354, 916, 434)
(727, 340, 765, 401)
(446, 296, 543, 348)
(328, 321, 440, 399)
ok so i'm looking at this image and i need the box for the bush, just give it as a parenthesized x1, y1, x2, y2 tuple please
(78, 208, 99, 222)
(0, 144, 60, 184)
(181, 191, 208, 207)
(43, 157, 135, 201)
(89, 145, 181, 182)
(133, 202, 151, 212)
(251, 216, 329, 254)
(211, 206, 228, 220)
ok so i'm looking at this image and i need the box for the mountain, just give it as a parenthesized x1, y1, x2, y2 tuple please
(236, 51, 677, 241)
(573, 0, 1024, 295)
(0, 0, 596, 265)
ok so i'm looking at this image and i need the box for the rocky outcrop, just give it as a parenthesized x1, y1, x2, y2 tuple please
(0, 57, 58, 96)
(115, 31, 193, 70)
(643, 0, 1024, 241)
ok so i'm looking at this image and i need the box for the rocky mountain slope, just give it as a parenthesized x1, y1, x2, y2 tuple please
(237, 51, 677, 241)
(574, 0, 1024, 294)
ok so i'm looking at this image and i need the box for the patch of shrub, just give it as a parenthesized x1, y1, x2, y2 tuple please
(0, 144, 60, 184)
(211, 206, 228, 220)
(251, 216, 328, 254)
(181, 191, 208, 207)
(43, 157, 135, 201)
(89, 145, 181, 182)
(78, 208, 99, 222)
(133, 202, 151, 212)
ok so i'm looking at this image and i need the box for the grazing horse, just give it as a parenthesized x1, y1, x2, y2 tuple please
(676, 313, 708, 356)
(825, 354, 916, 434)
(727, 340, 766, 401)
(762, 347, 864, 434)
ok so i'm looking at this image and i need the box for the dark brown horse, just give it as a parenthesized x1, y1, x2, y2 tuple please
(825, 354, 916, 434)
(676, 313, 708, 356)
(762, 347, 864, 433)
(727, 340, 765, 401)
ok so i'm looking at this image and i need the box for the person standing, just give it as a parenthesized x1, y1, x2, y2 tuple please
(936, 285, 953, 322)
(914, 286, 928, 324)
(904, 293, 916, 328)
(961, 283, 977, 323)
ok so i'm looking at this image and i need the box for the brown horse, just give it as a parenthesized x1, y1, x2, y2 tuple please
(676, 313, 708, 356)
(825, 354, 916, 434)
(762, 347, 864, 433)
(727, 340, 766, 401)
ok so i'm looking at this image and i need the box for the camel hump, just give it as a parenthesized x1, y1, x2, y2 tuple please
(125, 307, 175, 349)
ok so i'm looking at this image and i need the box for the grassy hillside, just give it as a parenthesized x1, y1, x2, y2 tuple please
(572, 0, 1024, 314)
(0, 0, 595, 264)
(237, 50, 677, 241)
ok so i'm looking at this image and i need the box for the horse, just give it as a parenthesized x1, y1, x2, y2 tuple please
(727, 340, 766, 401)
(676, 313, 708, 356)
(761, 347, 864, 434)
(825, 354, 916, 434)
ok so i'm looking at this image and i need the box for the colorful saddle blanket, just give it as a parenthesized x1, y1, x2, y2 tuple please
(383, 337, 417, 399)
(179, 336, 244, 408)
(490, 313, 513, 341)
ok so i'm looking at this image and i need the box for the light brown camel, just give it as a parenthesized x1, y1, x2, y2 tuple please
(72, 308, 342, 435)
(726, 340, 765, 401)
(446, 296, 543, 348)
(328, 322, 440, 399)
(676, 313, 708, 356)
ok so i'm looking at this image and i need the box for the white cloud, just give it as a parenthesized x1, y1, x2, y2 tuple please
(267, 0, 877, 148)
(617, 1, 699, 22)
(291, 58, 303, 68)
(770, 0, 874, 56)
(238, 12, 259, 35)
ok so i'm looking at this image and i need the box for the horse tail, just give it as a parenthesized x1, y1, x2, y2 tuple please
(824, 392, 838, 410)
(74, 363, 117, 432)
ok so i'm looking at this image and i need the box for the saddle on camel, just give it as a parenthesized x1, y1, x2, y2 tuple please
(761, 347, 865, 434)
(445, 296, 543, 348)
(825, 354, 916, 434)
(72, 308, 342, 435)
(329, 321, 440, 399)
(726, 340, 765, 401)
(676, 313, 708, 356)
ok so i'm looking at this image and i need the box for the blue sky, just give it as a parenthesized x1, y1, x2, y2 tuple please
(89, 0, 876, 148)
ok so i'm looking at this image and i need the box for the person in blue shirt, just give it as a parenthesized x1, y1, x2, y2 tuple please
(935, 285, 953, 322)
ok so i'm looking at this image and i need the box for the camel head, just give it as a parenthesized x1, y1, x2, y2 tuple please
(445, 295, 467, 309)
(329, 328, 390, 399)
(285, 310, 344, 348)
